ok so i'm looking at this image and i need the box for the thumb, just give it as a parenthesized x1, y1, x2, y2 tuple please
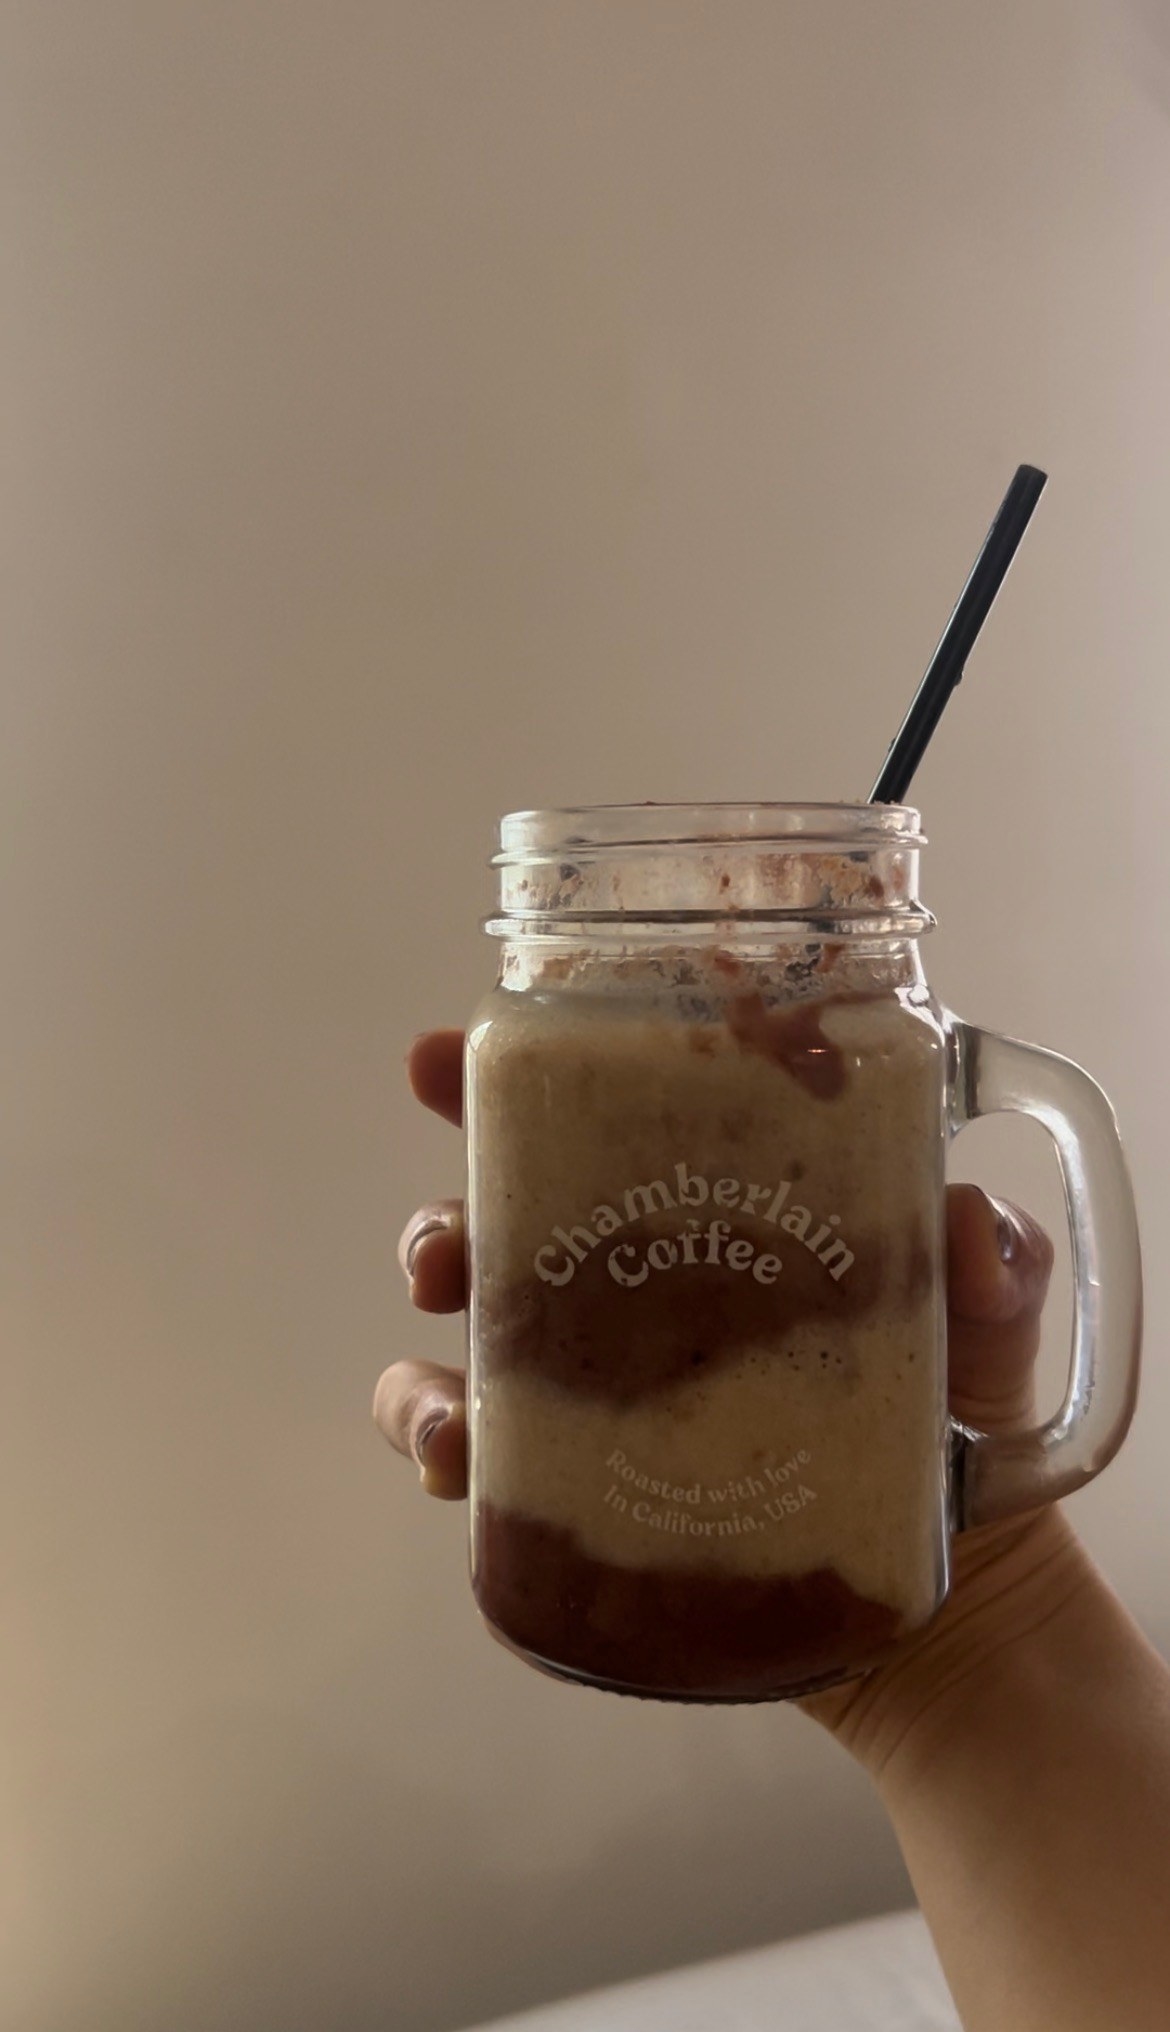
(946, 1184, 1055, 1434)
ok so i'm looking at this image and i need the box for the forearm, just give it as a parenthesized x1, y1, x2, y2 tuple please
(824, 1513, 1170, 2032)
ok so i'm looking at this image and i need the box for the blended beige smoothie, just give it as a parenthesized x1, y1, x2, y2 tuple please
(467, 966, 949, 1700)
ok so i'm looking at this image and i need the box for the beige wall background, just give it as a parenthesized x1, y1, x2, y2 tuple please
(6, 5, 1170, 2029)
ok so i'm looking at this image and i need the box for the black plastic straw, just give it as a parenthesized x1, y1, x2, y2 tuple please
(869, 464, 1048, 803)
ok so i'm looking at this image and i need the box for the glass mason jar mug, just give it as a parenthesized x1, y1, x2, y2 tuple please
(465, 805, 1142, 1703)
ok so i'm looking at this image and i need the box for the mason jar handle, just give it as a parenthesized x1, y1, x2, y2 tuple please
(947, 1019, 1142, 1529)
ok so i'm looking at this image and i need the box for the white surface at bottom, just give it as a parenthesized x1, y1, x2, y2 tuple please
(461, 1908, 959, 2032)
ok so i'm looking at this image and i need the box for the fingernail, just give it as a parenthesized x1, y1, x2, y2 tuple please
(990, 1196, 1020, 1266)
(403, 1212, 450, 1278)
(413, 1407, 448, 1466)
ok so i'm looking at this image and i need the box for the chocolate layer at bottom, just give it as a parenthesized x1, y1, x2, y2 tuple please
(474, 1504, 905, 1703)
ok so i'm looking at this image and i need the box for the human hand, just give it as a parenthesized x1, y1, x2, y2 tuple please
(375, 1026, 1076, 1773)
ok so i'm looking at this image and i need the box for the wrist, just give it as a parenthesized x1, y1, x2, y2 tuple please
(804, 1506, 1096, 1784)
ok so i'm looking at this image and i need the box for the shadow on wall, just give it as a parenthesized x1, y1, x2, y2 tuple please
(26, 1698, 906, 2032)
